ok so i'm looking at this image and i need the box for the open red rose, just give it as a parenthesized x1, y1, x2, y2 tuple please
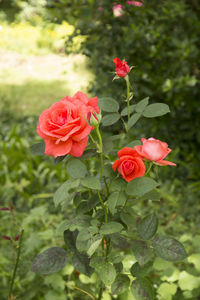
(134, 138, 176, 166)
(113, 58, 130, 77)
(112, 147, 146, 182)
(37, 91, 99, 158)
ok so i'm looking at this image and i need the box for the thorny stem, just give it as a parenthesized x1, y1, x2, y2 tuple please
(8, 229, 24, 299)
(125, 75, 131, 122)
(146, 162, 153, 175)
(96, 126, 104, 181)
(97, 191, 108, 223)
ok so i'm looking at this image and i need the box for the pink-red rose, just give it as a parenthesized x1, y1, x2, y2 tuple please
(37, 91, 99, 158)
(112, 147, 146, 182)
(127, 0, 144, 7)
(113, 4, 123, 17)
(134, 138, 176, 166)
(113, 57, 130, 77)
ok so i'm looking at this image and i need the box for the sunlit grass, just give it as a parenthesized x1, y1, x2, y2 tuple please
(0, 22, 93, 116)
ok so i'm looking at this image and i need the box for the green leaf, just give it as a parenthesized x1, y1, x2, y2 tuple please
(131, 278, 155, 300)
(57, 215, 90, 234)
(63, 230, 93, 276)
(116, 191, 127, 206)
(111, 274, 130, 295)
(63, 230, 77, 252)
(100, 222, 123, 235)
(99, 262, 116, 286)
(158, 282, 177, 299)
(120, 208, 136, 227)
(130, 262, 152, 278)
(107, 191, 127, 215)
(127, 113, 141, 129)
(153, 236, 187, 262)
(102, 113, 120, 126)
(53, 155, 67, 165)
(89, 255, 104, 269)
(107, 192, 118, 215)
(131, 240, 153, 266)
(114, 262, 123, 272)
(76, 228, 91, 242)
(76, 197, 99, 214)
(87, 238, 102, 257)
(110, 178, 126, 192)
(32, 247, 68, 275)
(143, 103, 170, 118)
(30, 142, 45, 155)
(72, 252, 93, 276)
(53, 179, 80, 207)
(178, 271, 200, 291)
(126, 177, 158, 197)
(137, 213, 158, 240)
(140, 189, 160, 202)
(81, 177, 101, 190)
(66, 158, 87, 179)
(121, 104, 136, 116)
(135, 97, 149, 113)
(98, 97, 119, 112)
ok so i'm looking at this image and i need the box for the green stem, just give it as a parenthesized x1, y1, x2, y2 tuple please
(73, 286, 95, 300)
(103, 176, 109, 197)
(146, 162, 153, 175)
(97, 191, 108, 223)
(8, 229, 24, 298)
(98, 284, 103, 300)
(89, 133, 98, 147)
(96, 127, 103, 181)
(125, 75, 131, 122)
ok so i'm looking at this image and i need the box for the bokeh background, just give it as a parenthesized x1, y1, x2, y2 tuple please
(0, 0, 200, 299)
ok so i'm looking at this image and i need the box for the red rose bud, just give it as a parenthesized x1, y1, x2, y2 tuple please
(113, 147, 145, 182)
(0, 207, 9, 211)
(113, 57, 130, 77)
(3, 235, 11, 241)
(14, 235, 20, 241)
(90, 112, 102, 127)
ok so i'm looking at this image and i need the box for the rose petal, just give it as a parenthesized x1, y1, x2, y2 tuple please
(69, 137, 88, 157)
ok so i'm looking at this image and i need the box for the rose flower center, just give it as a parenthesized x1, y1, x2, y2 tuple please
(122, 160, 134, 175)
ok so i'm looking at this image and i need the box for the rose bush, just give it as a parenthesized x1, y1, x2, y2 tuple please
(30, 58, 187, 300)
(37, 91, 99, 158)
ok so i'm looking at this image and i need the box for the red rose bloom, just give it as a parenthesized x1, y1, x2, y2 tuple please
(112, 147, 146, 182)
(113, 57, 130, 77)
(37, 91, 99, 158)
(134, 138, 176, 166)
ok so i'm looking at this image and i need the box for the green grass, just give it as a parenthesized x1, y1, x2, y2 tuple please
(0, 22, 93, 116)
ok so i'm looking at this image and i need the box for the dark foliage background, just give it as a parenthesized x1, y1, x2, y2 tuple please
(0, 0, 200, 299)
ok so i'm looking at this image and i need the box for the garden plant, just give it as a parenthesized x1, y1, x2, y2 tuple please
(29, 58, 187, 299)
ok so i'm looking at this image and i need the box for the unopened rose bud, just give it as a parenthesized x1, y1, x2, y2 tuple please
(3, 235, 11, 241)
(0, 207, 9, 211)
(113, 57, 130, 78)
(90, 112, 102, 127)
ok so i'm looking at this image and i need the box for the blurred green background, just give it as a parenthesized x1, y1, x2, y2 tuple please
(0, 0, 200, 299)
